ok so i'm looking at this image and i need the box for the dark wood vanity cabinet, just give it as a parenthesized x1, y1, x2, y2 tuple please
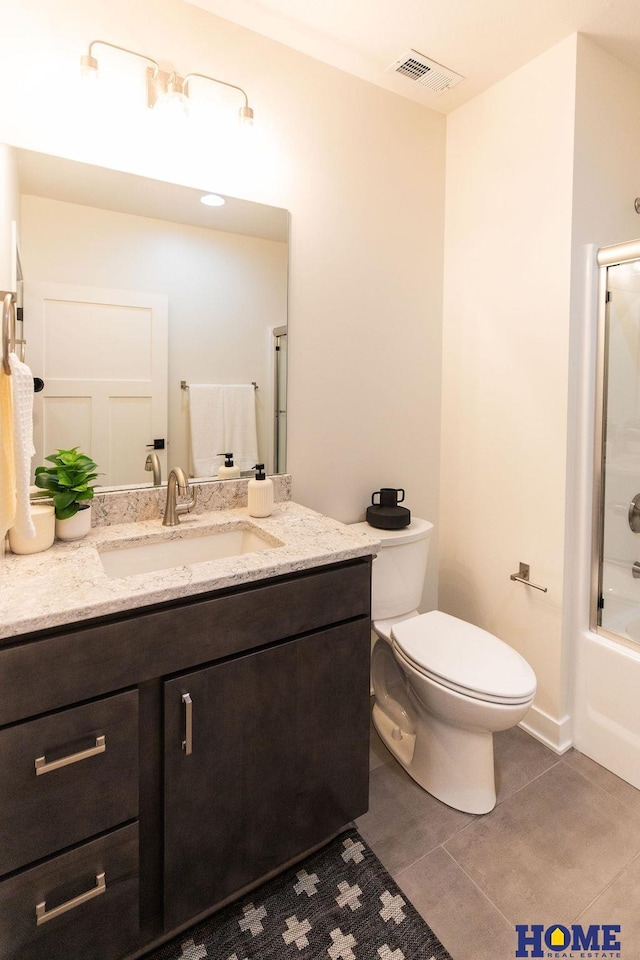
(0, 558, 371, 960)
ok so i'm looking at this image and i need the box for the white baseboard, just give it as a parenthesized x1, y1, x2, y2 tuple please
(519, 705, 573, 755)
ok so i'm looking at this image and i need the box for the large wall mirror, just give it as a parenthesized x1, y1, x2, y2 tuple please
(9, 146, 289, 489)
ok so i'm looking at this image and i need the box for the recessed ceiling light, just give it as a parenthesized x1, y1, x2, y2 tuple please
(200, 193, 225, 207)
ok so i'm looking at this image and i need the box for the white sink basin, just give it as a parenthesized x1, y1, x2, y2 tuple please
(98, 526, 280, 579)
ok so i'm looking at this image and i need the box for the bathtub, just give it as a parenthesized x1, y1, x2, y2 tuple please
(574, 560, 640, 789)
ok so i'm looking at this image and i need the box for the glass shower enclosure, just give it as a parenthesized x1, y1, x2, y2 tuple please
(594, 240, 640, 644)
(273, 326, 287, 475)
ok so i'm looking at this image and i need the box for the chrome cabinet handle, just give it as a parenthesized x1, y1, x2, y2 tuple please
(182, 693, 193, 755)
(36, 872, 106, 925)
(35, 735, 106, 776)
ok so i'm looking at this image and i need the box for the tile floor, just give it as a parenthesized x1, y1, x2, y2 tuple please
(357, 717, 640, 960)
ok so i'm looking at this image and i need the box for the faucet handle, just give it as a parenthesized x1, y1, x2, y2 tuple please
(177, 484, 197, 517)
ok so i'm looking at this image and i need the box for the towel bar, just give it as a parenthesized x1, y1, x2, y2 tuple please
(181, 380, 258, 390)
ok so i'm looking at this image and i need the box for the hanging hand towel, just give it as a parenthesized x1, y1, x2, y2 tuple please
(189, 384, 226, 477)
(223, 384, 258, 472)
(0, 365, 16, 540)
(9, 352, 36, 538)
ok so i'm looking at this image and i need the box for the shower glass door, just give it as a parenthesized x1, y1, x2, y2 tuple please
(596, 246, 640, 642)
(273, 327, 287, 475)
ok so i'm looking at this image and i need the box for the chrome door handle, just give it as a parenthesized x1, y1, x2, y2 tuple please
(36, 872, 106, 925)
(630, 494, 640, 532)
(182, 693, 193, 755)
(35, 735, 106, 776)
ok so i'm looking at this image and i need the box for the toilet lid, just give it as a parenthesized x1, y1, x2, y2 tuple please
(391, 611, 536, 703)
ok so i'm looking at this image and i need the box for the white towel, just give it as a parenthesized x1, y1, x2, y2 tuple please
(223, 384, 258, 472)
(0, 365, 16, 540)
(9, 353, 36, 538)
(189, 384, 226, 477)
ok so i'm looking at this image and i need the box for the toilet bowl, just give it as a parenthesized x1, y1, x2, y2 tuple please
(375, 611, 535, 813)
(351, 518, 536, 814)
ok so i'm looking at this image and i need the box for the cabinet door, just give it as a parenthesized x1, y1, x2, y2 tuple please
(163, 620, 370, 928)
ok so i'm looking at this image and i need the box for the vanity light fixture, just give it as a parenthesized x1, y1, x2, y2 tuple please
(80, 40, 255, 127)
(200, 194, 226, 207)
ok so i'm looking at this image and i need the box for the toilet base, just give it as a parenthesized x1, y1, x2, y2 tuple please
(373, 699, 497, 815)
(372, 700, 416, 771)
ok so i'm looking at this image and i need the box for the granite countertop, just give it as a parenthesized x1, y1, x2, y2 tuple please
(0, 501, 380, 641)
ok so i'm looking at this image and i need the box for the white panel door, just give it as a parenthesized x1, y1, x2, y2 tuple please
(25, 283, 168, 487)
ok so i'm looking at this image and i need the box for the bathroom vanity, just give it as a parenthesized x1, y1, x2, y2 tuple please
(0, 500, 376, 960)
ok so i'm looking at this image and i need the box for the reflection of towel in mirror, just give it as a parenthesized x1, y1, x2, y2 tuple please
(9, 353, 36, 538)
(188, 385, 225, 477)
(188, 384, 258, 477)
(223, 384, 258, 472)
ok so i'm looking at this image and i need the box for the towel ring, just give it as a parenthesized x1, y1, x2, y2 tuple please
(2, 292, 16, 375)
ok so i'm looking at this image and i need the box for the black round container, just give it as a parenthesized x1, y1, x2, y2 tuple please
(366, 504, 411, 530)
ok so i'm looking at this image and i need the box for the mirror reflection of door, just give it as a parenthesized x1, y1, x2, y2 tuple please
(25, 282, 168, 487)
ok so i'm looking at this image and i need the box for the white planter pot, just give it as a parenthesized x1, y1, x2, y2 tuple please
(9, 504, 55, 554)
(55, 505, 92, 541)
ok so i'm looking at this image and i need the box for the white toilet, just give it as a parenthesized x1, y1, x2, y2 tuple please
(351, 517, 536, 815)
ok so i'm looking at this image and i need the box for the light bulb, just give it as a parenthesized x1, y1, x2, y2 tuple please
(80, 54, 99, 81)
(155, 91, 189, 120)
(154, 74, 190, 120)
(238, 104, 254, 128)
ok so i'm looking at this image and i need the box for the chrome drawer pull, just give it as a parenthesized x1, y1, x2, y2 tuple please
(182, 693, 193, 755)
(36, 872, 106, 925)
(35, 735, 106, 776)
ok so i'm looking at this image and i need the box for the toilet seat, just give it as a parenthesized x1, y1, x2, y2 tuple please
(391, 610, 537, 705)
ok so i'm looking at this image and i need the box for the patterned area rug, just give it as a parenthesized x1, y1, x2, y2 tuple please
(144, 828, 452, 960)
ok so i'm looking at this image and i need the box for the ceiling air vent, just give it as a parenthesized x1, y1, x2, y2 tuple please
(387, 49, 464, 95)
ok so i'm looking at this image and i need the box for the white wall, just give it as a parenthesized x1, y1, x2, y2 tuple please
(440, 37, 578, 748)
(20, 195, 287, 474)
(0, 0, 446, 608)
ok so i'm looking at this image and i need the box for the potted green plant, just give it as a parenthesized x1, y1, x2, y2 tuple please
(34, 447, 100, 540)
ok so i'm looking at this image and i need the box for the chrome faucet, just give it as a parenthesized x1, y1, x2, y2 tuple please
(163, 467, 197, 526)
(145, 452, 162, 486)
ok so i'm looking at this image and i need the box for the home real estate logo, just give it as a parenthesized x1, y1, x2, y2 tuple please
(515, 923, 622, 958)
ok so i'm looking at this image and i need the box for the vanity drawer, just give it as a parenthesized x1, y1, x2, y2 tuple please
(0, 690, 138, 875)
(0, 822, 138, 960)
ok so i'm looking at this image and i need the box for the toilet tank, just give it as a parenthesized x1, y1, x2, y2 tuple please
(350, 518, 433, 620)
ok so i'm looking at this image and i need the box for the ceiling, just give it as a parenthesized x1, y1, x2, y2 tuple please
(15, 149, 289, 242)
(184, 0, 640, 113)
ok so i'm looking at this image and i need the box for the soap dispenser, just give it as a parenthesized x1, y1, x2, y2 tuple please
(247, 463, 274, 517)
(217, 453, 241, 480)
